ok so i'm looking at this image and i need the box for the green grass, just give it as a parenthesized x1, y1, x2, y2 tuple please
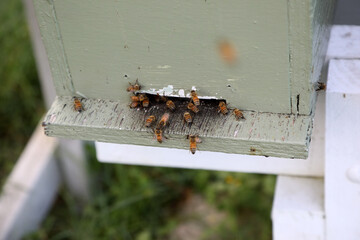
(0, 0, 44, 188)
(26, 144, 276, 240)
(1, 0, 276, 238)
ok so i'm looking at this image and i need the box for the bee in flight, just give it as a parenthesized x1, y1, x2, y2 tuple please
(218, 101, 229, 115)
(145, 115, 156, 127)
(187, 134, 202, 154)
(126, 79, 141, 92)
(183, 112, 192, 125)
(187, 102, 199, 113)
(154, 127, 166, 143)
(73, 97, 84, 112)
(233, 108, 245, 120)
(190, 90, 200, 106)
(157, 113, 170, 129)
(166, 100, 176, 111)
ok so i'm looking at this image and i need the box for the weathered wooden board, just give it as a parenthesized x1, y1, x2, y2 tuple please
(43, 96, 312, 158)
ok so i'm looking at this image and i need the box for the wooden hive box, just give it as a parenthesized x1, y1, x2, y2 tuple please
(36, 0, 336, 158)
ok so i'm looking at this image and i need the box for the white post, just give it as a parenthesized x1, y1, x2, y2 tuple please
(325, 59, 360, 240)
(23, 0, 89, 202)
(272, 176, 325, 240)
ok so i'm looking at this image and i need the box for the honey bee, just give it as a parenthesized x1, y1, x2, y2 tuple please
(138, 94, 146, 102)
(218, 40, 237, 64)
(145, 115, 156, 127)
(142, 96, 150, 108)
(187, 102, 199, 113)
(154, 127, 164, 143)
(183, 112, 192, 124)
(233, 108, 245, 120)
(316, 82, 326, 91)
(155, 93, 167, 103)
(129, 101, 139, 108)
(218, 101, 229, 115)
(187, 134, 202, 155)
(73, 97, 84, 112)
(126, 79, 141, 92)
(166, 100, 176, 111)
(130, 96, 140, 102)
(158, 113, 170, 129)
(190, 90, 200, 106)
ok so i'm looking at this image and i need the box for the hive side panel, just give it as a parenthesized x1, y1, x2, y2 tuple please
(33, 0, 74, 96)
(287, 0, 312, 115)
(53, 0, 291, 113)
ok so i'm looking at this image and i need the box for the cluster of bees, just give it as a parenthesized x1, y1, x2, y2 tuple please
(71, 79, 245, 155)
(126, 79, 245, 154)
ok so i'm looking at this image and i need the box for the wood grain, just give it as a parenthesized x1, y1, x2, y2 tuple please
(43, 96, 312, 158)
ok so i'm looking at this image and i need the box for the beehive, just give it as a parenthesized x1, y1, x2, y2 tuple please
(36, 0, 336, 158)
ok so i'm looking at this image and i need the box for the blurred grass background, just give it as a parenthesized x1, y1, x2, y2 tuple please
(0, 0, 276, 239)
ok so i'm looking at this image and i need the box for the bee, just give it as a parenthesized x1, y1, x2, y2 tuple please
(190, 90, 200, 106)
(126, 79, 141, 92)
(154, 127, 164, 143)
(187, 102, 199, 113)
(142, 96, 150, 108)
(158, 113, 170, 129)
(155, 93, 167, 103)
(138, 94, 146, 102)
(129, 101, 139, 108)
(73, 97, 84, 112)
(183, 112, 192, 124)
(130, 95, 140, 102)
(187, 134, 202, 155)
(218, 40, 237, 64)
(145, 115, 156, 127)
(218, 101, 229, 115)
(233, 108, 245, 120)
(166, 100, 176, 111)
(316, 82, 326, 91)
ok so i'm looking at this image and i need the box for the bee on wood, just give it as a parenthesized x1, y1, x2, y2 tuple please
(73, 97, 84, 112)
(145, 115, 156, 127)
(183, 112, 192, 125)
(233, 108, 245, 120)
(316, 82, 326, 91)
(126, 79, 141, 92)
(154, 127, 164, 143)
(166, 100, 176, 111)
(138, 94, 146, 102)
(155, 93, 167, 103)
(129, 101, 139, 108)
(158, 113, 170, 129)
(130, 95, 140, 102)
(218, 101, 229, 115)
(190, 90, 200, 106)
(187, 134, 202, 155)
(187, 102, 199, 113)
(142, 96, 150, 108)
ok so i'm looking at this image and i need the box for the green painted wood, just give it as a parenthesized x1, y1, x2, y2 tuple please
(39, 0, 291, 113)
(288, 0, 336, 115)
(43, 96, 312, 159)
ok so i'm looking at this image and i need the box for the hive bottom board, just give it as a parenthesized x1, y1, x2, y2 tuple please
(42, 96, 312, 159)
